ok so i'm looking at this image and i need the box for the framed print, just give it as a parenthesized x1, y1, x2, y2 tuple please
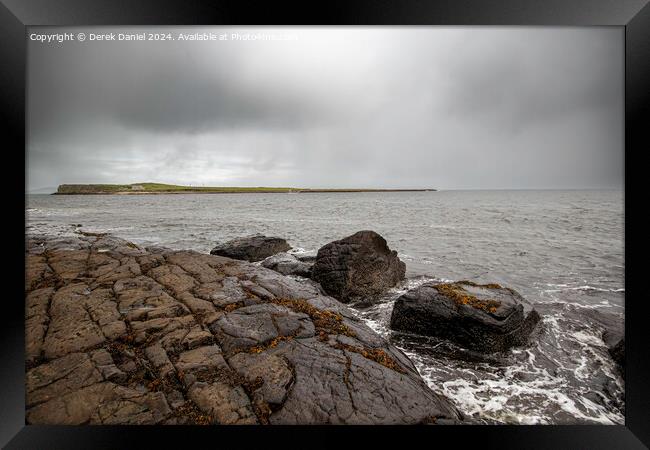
(1, 0, 648, 448)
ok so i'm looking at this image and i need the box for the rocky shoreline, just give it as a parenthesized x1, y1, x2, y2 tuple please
(25, 232, 462, 425)
(27, 229, 618, 425)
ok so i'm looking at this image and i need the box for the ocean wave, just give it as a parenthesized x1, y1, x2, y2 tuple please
(287, 247, 315, 256)
(353, 288, 624, 425)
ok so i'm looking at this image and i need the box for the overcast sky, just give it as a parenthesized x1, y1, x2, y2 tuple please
(27, 27, 623, 192)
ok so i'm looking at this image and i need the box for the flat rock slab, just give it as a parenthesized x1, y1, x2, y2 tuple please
(390, 281, 541, 353)
(311, 230, 405, 303)
(27, 382, 172, 425)
(25, 233, 462, 425)
(210, 235, 291, 262)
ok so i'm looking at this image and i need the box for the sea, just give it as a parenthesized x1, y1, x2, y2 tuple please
(25, 189, 625, 424)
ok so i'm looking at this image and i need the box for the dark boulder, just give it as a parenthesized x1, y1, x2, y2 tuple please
(603, 330, 624, 368)
(261, 252, 313, 278)
(210, 235, 291, 262)
(390, 281, 540, 353)
(609, 338, 624, 367)
(311, 230, 406, 303)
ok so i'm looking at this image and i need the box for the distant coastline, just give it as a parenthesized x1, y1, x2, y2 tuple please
(53, 183, 437, 195)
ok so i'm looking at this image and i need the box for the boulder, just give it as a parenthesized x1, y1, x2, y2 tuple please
(261, 252, 313, 277)
(210, 235, 291, 262)
(311, 231, 406, 303)
(603, 330, 624, 368)
(608, 338, 624, 367)
(390, 281, 540, 353)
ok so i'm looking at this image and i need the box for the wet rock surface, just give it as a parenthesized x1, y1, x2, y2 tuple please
(609, 339, 624, 369)
(311, 230, 406, 303)
(260, 252, 313, 278)
(210, 235, 291, 262)
(603, 330, 624, 368)
(608, 338, 624, 368)
(390, 281, 541, 353)
(25, 234, 461, 425)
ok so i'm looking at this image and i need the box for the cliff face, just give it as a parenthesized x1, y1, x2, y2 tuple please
(25, 233, 462, 425)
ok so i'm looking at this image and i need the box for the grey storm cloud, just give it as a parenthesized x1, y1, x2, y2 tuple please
(27, 27, 623, 192)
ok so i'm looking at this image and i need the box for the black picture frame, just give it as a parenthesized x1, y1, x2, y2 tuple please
(2, 0, 648, 448)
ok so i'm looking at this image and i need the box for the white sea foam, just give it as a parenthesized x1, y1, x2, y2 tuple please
(287, 247, 314, 256)
(354, 290, 624, 425)
(544, 285, 624, 293)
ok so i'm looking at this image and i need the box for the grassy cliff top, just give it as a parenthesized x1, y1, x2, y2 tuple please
(55, 183, 436, 194)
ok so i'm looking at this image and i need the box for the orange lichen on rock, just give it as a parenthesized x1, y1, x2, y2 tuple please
(174, 401, 212, 425)
(333, 342, 406, 374)
(223, 302, 244, 312)
(434, 283, 501, 314)
(247, 335, 293, 354)
(270, 298, 356, 338)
